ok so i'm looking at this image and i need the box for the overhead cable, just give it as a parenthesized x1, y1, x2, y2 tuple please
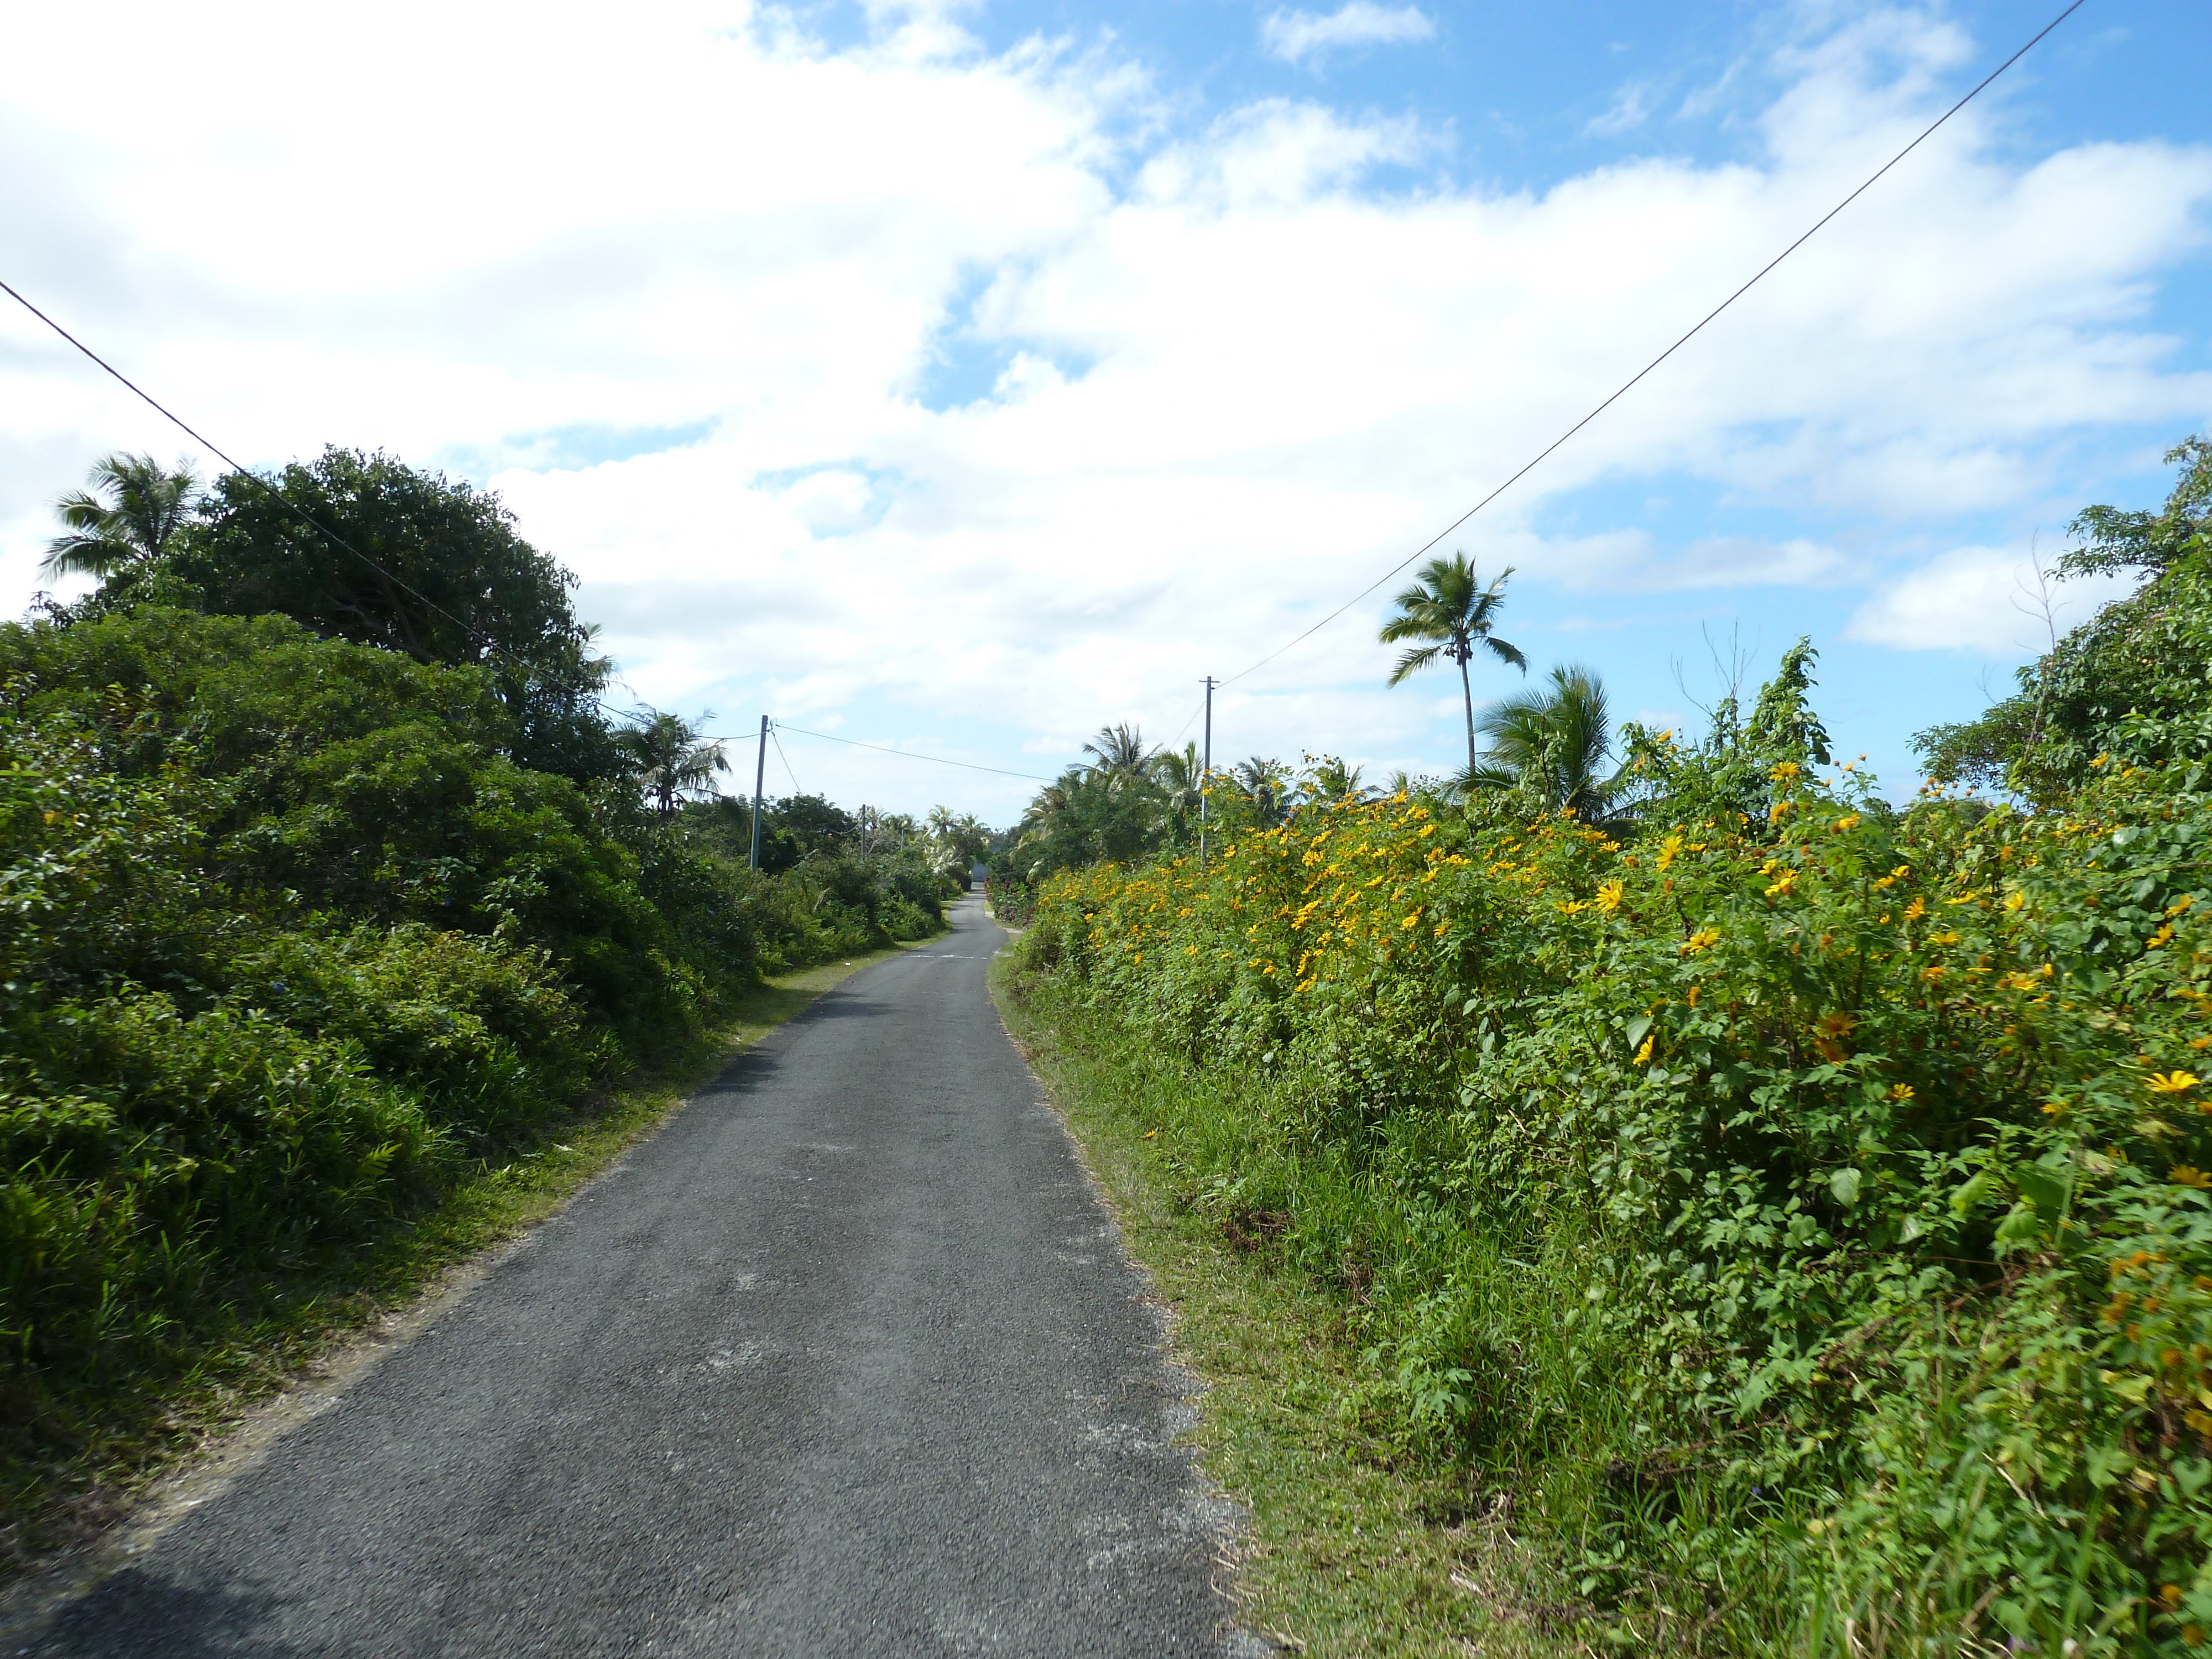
(1218, 0, 2088, 688)
(771, 721, 1057, 782)
(0, 276, 569, 690)
(769, 727, 803, 793)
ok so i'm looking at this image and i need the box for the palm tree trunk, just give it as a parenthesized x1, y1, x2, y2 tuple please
(1458, 649, 1478, 776)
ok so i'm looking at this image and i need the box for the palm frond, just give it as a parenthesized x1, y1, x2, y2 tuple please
(1387, 643, 1443, 685)
(1483, 634, 1528, 673)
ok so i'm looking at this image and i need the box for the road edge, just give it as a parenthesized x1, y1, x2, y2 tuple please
(0, 937, 935, 1637)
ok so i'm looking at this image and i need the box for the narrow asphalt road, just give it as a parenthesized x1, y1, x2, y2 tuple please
(28, 896, 1250, 1658)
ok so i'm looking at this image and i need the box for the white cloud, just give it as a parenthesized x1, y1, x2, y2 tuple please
(1585, 78, 1661, 138)
(0, 2, 2207, 815)
(1533, 530, 1851, 592)
(1846, 546, 2132, 653)
(1261, 3, 1436, 69)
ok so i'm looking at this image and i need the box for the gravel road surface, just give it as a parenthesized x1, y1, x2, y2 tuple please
(27, 895, 1248, 1657)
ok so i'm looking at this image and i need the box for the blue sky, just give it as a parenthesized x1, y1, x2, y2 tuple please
(3, 0, 2209, 818)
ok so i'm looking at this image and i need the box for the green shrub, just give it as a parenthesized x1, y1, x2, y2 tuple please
(1016, 723, 2212, 1652)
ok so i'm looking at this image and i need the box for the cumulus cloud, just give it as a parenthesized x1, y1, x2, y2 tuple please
(1260, 3, 1436, 68)
(1846, 546, 2132, 653)
(0, 2, 2206, 813)
(1536, 530, 1852, 592)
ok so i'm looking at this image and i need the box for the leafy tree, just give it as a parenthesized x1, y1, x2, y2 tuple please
(1745, 637, 1833, 769)
(149, 447, 617, 782)
(1379, 554, 1527, 774)
(1916, 439, 2212, 804)
(1467, 664, 1634, 828)
(768, 794, 857, 859)
(1619, 638, 1836, 832)
(618, 708, 730, 820)
(41, 453, 199, 580)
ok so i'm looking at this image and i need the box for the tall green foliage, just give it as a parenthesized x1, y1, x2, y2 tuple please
(1014, 600, 2212, 1650)
(79, 447, 619, 784)
(1918, 439, 2212, 804)
(0, 606, 940, 1511)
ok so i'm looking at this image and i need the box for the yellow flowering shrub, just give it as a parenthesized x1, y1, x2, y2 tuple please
(1016, 747, 2212, 1652)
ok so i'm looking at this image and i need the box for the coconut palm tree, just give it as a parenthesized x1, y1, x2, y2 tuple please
(618, 708, 730, 820)
(42, 452, 201, 579)
(1232, 756, 1292, 824)
(1305, 755, 1374, 805)
(1467, 665, 1635, 830)
(1083, 721, 1157, 783)
(1152, 742, 1206, 831)
(1379, 554, 1526, 775)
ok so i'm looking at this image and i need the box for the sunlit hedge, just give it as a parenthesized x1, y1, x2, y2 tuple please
(1020, 739, 2212, 1651)
(0, 608, 941, 1505)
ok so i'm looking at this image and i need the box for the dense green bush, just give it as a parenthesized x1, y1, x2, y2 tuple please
(1016, 669, 2212, 1653)
(0, 606, 940, 1505)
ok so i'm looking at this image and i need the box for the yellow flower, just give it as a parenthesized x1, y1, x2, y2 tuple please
(1655, 832, 1684, 873)
(2173, 1166, 2212, 1190)
(1765, 869, 1798, 899)
(1634, 1034, 1655, 1065)
(1902, 896, 1926, 922)
(1890, 1083, 1915, 1102)
(2150, 924, 2176, 950)
(1830, 813, 1861, 833)
(1813, 1010, 1856, 1062)
(2149, 1071, 2202, 1094)
(1402, 911, 1421, 930)
(1770, 761, 1802, 781)
(1681, 926, 1721, 954)
(1595, 878, 1625, 914)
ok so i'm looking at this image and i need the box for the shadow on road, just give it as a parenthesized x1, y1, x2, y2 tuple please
(38, 1568, 291, 1657)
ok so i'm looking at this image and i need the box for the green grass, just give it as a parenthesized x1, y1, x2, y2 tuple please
(2, 941, 926, 1578)
(993, 959, 1583, 1659)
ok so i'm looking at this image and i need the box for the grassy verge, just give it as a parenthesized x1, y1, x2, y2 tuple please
(3, 941, 926, 1579)
(993, 959, 1583, 1659)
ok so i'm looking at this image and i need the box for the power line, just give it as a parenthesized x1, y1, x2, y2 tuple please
(769, 727, 803, 793)
(771, 721, 1057, 782)
(1170, 693, 1207, 746)
(0, 276, 570, 691)
(1219, 0, 2087, 689)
